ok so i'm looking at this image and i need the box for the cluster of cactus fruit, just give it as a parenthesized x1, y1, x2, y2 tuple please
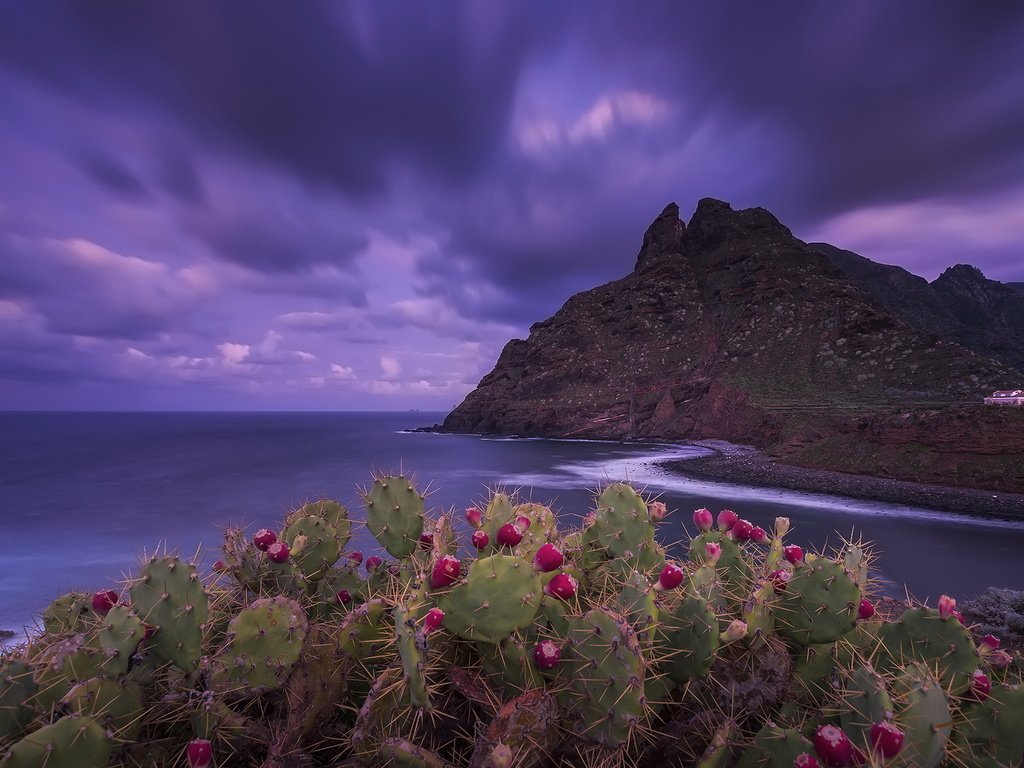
(1, 473, 1022, 768)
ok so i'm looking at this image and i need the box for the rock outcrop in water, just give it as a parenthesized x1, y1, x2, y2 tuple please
(442, 199, 1024, 492)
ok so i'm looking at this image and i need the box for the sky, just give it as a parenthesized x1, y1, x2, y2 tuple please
(1, 2, 1023, 411)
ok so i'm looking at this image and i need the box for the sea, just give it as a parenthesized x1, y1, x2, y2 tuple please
(3, 411, 1024, 641)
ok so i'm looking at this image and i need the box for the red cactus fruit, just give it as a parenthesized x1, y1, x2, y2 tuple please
(471, 530, 489, 550)
(212, 560, 227, 573)
(857, 599, 876, 620)
(769, 569, 791, 592)
(348, 551, 364, 566)
(266, 541, 290, 564)
(784, 545, 805, 564)
(648, 500, 667, 522)
(794, 754, 820, 768)
(418, 532, 434, 550)
(692, 507, 713, 531)
(496, 523, 524, 547)
(532, 639, 562, 670)
(938, 594, 957, 620)
(655, 563, 685, 591)
(91, 590, 118, 616)
(813, 724, 854, 766)
(969, 669, 991, 701)
(465, 506, 483, 528)
(253, 528, 277, 551)
(365, 555, 383, 572)
(717, 509, 739, 531)
(979, 634, 1001, 651)
(731, 519, 754, 541)
(429, 555, 461, 589)
(186, 739, 213, 768)
(749, 525, 769, 544)
(870, 721, 904, 758)
(534, 543, 564, 572)
(544, 572, 577, 600)
(704, 541, 722, 565)
(988, 649, 1013, 669)
(515, 515, 532, 530)
(953, 609, 964, 624)
(336, 590, 352, 605)
(422, 607, 445, 634)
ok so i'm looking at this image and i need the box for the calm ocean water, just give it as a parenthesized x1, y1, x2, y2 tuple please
(2, 411, 1024, 638)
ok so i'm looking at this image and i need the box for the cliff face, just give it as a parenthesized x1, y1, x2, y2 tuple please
(442, 199, 1024, 491)
(817, 243, 1024, 374)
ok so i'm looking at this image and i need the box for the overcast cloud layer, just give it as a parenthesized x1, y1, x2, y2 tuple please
(1, 1, 1022, 409)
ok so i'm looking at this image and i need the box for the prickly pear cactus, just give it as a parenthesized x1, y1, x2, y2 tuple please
(97, 604, 146, 676)
(394, 603, 431, 710)
(0, 660, 36, 739)
(129, 555, 208, 672)
(956, 683, 1024, 766)
(211, 596, 308, 694)
(775, 558, 859, 645)
(439, 555, 541, 643)
(875, 606, 979, 694)
(735, 725, 815, 768)
(839, 664, 894, 752)
(892, 664, 952, 768)
(563, 607, 646, 748)
(0, 715, 111, 768)
(364, 473, 425, 558)
(339, 599, 391, 662)
(590, 483, 654, 559)
(41, 592, 93, 635)
(64, 676, 145, 741)
(285, 498, 352, 550)
(658, 595, 719, 684)
(284, 514, 341, 580)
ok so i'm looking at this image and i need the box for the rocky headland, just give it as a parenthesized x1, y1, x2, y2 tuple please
(441, 199, 1024, 494)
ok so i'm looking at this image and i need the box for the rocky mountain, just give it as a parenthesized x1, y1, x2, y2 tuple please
(815, 243, 1024, 373)
(443, 199, 1024, 492)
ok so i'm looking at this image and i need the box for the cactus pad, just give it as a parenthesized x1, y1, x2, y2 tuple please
(439, 555, 541, 643)
(284, 514, 341, 580)
(775, 558, 859, 645)
(875, 607, 979, 694)
(211, 596, 308, 694)
(0, 715, 111, 768)
(564, 607, 646, 748)
(365, 474, 426, 558)
(129, 555, 208, 672)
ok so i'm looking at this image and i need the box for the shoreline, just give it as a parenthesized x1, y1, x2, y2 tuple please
(660, 440, 1024, 520)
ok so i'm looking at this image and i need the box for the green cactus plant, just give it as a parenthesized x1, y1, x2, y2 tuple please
(0, 715, 111, 768)
(211, 595, 308, 694)
(128, 554, 208, 672)
(439, 555, 541, 643)
(364, 473, 426, 559)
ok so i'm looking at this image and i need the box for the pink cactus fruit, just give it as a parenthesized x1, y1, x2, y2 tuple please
(717, 509, 739, 531)
(496, 523, 524, 547)
(784, 545, 805, 564)
(544, 572, 577, 600)
(655, 562, 685, 591)
(692, 507, 713, 531)
(532, 639, 562, 670)
(429, 555, 461, 589)
(870, 721, 904, 759)
(253, 528, 277, 551)
(471, 530, 490, 550)
(187, 739, 213, 768)
(813, 724, 854, 766)
(704, 541, 722, 566)
(418, 532, 434, 550)
(857, 599, 876, 620)
(969, 669, 991, 701)
(648, 500, 668, 522)
(465, 506, 483, 528)
(266, 541, 290, 564)
(938, 594, 957, 620)
(533, 543, 564, 572)
(365, 555, 383, 572)
(422, 607, 445, 634)
(793, 754, 820, 768)
(336, 589, 352, 605)
(348, 551, 364, 566)
(91, 590, 118, 616)
(731, 519, 754, 541)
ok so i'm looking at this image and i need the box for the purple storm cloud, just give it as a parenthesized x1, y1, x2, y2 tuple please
(0, 1, 1022, 409)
